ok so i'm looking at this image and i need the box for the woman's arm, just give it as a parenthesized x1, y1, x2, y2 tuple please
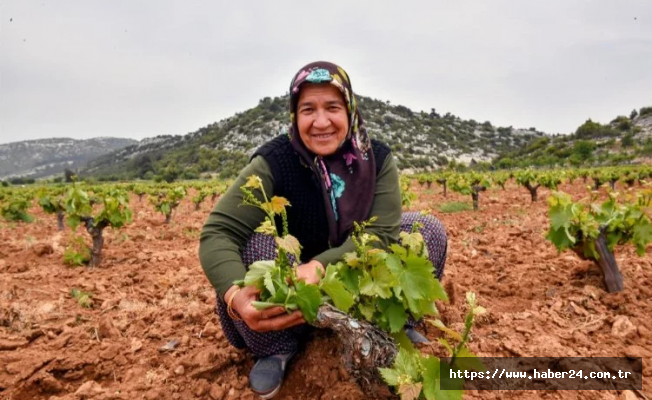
(198, 156, 274, 300)
(312, 152, 401, 267)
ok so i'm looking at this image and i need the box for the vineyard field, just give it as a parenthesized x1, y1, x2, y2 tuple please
(1, 180, 651, 400)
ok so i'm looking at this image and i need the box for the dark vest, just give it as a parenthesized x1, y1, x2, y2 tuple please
(253, 135, 391, 262)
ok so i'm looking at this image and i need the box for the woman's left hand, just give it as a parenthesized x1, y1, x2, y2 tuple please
(295, 260, 325, 285)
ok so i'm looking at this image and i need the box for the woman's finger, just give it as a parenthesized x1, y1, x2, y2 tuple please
(255, 310, 305, 332)
(257, 306, 287, 320)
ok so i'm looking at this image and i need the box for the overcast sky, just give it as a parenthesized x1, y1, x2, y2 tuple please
(1, 1, 651, 145)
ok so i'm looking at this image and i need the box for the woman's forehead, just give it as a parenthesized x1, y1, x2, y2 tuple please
(297, 83, 345, 103)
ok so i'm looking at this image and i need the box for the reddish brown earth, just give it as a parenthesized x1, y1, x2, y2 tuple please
(0, 182, 650, 400)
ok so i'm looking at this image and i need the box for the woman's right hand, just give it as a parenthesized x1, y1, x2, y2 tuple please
(227, 285, 305, 332)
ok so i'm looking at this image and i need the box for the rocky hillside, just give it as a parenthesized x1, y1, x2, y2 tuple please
(82, 95, 545, 180)
(0, 137, 138, 179)
(494, 106, 652, 168)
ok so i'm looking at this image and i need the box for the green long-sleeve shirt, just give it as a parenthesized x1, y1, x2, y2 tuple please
(199, 152, 401, 300)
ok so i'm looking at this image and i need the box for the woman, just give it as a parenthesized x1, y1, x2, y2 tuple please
(199, 61, 447, 399)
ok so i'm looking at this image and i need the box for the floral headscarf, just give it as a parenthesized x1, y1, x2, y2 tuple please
(288, 61, 376, 247)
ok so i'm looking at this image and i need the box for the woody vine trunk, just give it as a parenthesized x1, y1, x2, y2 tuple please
(471, 185, 486, 211)
(312, 303, 398, 395)
(594, 231, 623, 293)
(525, 182, 540, 202)
(83, 218, 107, 268)
(56, 211, 65, 231)
(437, 179, 447, 197)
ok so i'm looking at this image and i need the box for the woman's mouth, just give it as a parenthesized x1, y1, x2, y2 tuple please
(312, 133, 335, 140)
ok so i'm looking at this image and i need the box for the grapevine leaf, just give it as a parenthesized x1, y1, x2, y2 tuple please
(398, 383, 422, 400)
(263, 271, 276, 297)
(378, 367, 400, 386)
(421, 356, 440, 400)
(320, 264, 355, 312)
(243, 175, 263, 189)
(275, 235, 301, 258)
(292, 281, 321, 323)
(633, 219, 652, 256)
(338, 262, 361, 295)
(343, 251, 361, 268)
(422, 357, 463, 400)
(359, 264, 396, 299)
(428, 319, 462, 341)
(391, 331, 416, 353)
(269, 196, 290, 214)
(255, 219, 277, 235)
(549, 203, 572, 230)
(394, 348, 421, 381)
(389, 243, 407, 260)
(390, 253, 445, 304)
(400, 231, 424, 255)
(243, 260, 275, 289)
(546, 227, 575, 251)
(358, 302, 375, 321)
(379, 298, 408, 333)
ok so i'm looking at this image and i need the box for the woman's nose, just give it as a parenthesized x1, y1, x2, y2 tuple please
(313, 110, 331, 128)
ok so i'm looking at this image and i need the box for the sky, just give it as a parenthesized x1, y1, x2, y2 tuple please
(1, 1, 651, 145)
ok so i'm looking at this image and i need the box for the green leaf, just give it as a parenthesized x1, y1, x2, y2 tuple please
(320, 264, 355, 313)
(338, 262, 362, 295)
(549, 203, 572, 230)
(379, 298, 408, 333)
(389, 244, 407, 260)
(389, 253, 447, 306)
(546, 227, 575, 251)
(255, 219, 277, 235)
(243, 260, 275, 289)
(275, 235, 302, 257)
(292, 281, 322, 323)
(378, 367, 400, 386)
(393, 348, 421, 382)
(399, 231, 424, 255)
(359, 263, 396, 299)
(421, 356, 440, 400)
(428, 319, 462, 341)
(423, 358, 463, 400)
(633, 219, 652, 256)
(343, 251, 361, 268)
(358, 302, 376, 321)
(391, 331, 416, 354)
(398, 382, 422, 400)
(263, 271, 276, 296)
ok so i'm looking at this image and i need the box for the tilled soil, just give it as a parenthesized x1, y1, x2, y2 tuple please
(0, 182, 650, 400)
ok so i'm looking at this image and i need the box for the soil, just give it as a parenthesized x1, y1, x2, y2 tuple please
(1, 182, 650, 400)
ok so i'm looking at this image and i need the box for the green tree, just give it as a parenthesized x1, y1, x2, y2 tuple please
(573, 140, 595, 162)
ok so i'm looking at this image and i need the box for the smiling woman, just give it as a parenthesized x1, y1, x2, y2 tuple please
(199, 60, 448, 398)
(296, 83, 349, 157)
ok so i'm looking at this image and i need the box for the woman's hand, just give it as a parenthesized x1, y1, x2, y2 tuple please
(295, 260, 325, 285)
(226, 285, 305, 332)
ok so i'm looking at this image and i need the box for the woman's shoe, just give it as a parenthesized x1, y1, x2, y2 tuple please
(405, 327, 429, 344)
(249, 351, 296, 399)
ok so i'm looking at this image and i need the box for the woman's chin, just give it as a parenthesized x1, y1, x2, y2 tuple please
(307, 143, 337, 157)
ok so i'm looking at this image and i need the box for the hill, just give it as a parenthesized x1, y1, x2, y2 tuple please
(0, 137, 138, 180)
(494, 106, 652, 168)
(82, 94, 545, 180)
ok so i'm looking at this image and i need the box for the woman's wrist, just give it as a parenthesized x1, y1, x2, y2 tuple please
(225, 285, 243, 319)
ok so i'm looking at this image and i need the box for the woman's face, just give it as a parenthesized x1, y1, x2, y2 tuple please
(296, 83, 349, 157)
